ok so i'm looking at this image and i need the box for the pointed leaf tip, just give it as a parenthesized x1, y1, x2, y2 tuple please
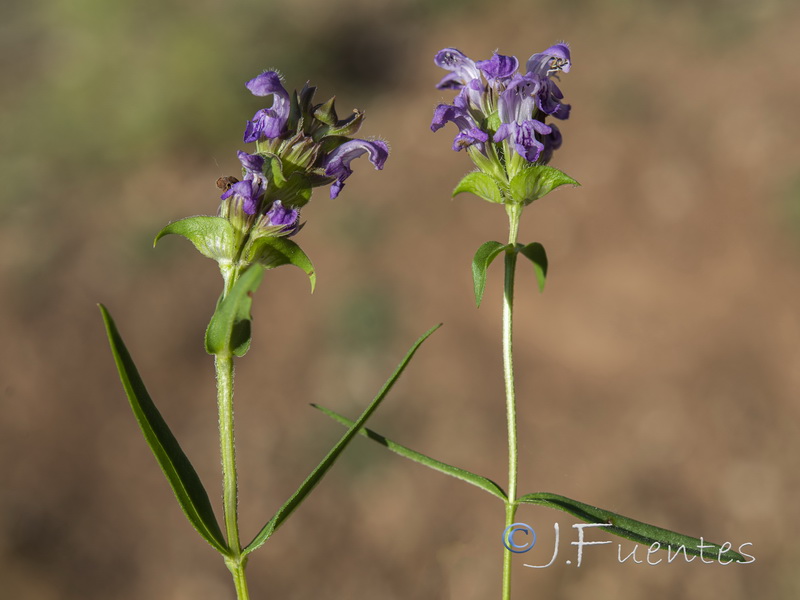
(510, 165, 579, 205)
(244, 237, 316, 293)
(518, 492, 748, 563)
(154, 216, 235, 261)
(453, 172, 504, 204)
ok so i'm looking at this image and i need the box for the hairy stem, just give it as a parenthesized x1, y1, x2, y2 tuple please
(216, 352, 249, 599)
(501, 203, 521, 600)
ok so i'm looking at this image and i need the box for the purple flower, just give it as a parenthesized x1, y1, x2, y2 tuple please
(494, 119, 552, 162)
(434, 48, 482, 90)
(534, 78, 570, 119)
(525, 44, 571, 119)
(221, 179, 263, 215)
(492, 75, 551, 162)
(539, 123, 562, 164)
(526, 43, 571, 78)
(431, 98, 489, 152)
(323, 139, 389, 199)
(497, 75, 539, 124)
(432, 43, 572, 165)
(265, 200, 300, 235)
(243, 71, 291, 142)
(235, 151, 267, 201)
(237, 150, 264, 176)
(476, 53, 519, 85)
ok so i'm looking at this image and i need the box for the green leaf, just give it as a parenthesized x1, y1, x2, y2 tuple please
(154, 216, 235, 262)
(517, 492, 747, 563)
(313, 404, 506, 500)
(509, 164, 580, 205)
(242, 324, 442, 557)
(205, 264, 265, 357)
(243, 237, 316, 292)
(98, 304, 229, 556)
(472, 241, 507, 308)
(453, 171, 504, 204)
(517, 242, 548, 292)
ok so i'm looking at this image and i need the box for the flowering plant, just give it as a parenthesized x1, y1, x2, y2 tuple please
(100, 70, 432, 599)
(315, 44, 749, 599)
(100, 47, 750, 600)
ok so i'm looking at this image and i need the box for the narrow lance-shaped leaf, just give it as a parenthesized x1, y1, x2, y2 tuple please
(472, 241, 507, 308)
(518, 492, 747, 563)
(154, 216, 235, 263)
(517, 242, 548, 293)
(242, 324, 442, 557)
(205, 263, 265, 357)
(98, 304, 229, 556)
(313, 404, 507, 501)
(453, 171, 504, 204)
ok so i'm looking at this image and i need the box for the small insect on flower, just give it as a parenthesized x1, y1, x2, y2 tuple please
(216, 176, 240, 192)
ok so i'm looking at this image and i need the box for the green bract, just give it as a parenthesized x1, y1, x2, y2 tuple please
(509, 164, 580, 205)
(154, 214, 315, 293)
(453, 164, 580, 207)
(154, 216, 235, 263)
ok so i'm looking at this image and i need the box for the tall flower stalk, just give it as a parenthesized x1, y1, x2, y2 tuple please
(432, 44, 576, 599)
(100, 70, 437, 599)
(316, 42, 748, 599)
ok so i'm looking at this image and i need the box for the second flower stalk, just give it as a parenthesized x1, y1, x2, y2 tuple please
(153, 70, 391, 599)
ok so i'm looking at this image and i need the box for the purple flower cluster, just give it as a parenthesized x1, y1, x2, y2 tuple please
(220, 70, 389, 237)
(431, 44, 571, 165)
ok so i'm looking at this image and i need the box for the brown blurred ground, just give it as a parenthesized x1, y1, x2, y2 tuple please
(2, 0, 800, 598)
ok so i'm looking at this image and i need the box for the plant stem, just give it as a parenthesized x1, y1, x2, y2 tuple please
(216, 351, 250, 599)
(226, 556, 251, 600)
(501, 203, 521, 600)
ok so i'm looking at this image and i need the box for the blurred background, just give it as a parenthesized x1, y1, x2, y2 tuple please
(2, 0, 800, 598)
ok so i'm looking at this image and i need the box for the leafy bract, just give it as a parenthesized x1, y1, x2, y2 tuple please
(472, 241, 507, 308)
(509, 164, 579, 205)
(453, 172, 504, 204)
(154, 216, 235, 262)
(205, 264, 265, 357)
(517, 242, 548, 293)
(244, 237, 316, 292)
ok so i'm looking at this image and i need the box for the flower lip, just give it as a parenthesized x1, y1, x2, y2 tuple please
(323, 139, 389, 199)
(237, 150, 265, 174)
(243, 71, 291, 142)
(526, 43, 571, 77)
(494, 119, 552, 163)
(434, 48, 482, 90)
(246, 71, 288, 97)
(265, 200, 300, 236)
(476, 53, 519, 82)
(431, 101, 488, 152)
(221, 179, 263, 215)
